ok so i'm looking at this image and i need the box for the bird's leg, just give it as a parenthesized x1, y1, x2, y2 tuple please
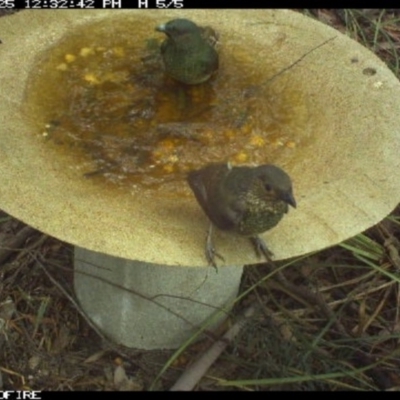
(250, 235, 274, 262)
(205, 224, 225, 270)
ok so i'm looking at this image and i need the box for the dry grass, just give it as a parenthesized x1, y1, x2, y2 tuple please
(1, 9, 400, 391)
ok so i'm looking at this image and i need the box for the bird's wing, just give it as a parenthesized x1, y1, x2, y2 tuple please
(187, 169, 209, 207)
(199, 46, 219, 71)
(188, 164, 235, 231)
(209, 168, 247, 230)
(217, 167, 253, 229)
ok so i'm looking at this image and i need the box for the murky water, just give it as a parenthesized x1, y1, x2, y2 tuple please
(23, 15, 309, 196)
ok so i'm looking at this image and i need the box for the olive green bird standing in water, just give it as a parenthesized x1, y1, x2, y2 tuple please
(187, 163, 296, 267)
(156, 18, 219, 85)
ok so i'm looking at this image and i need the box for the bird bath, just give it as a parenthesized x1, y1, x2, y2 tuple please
(1, 10, 400, 349)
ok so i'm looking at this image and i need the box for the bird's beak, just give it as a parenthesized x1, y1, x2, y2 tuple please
(156, 24, 166, 33)
(283, 191, 297, 208)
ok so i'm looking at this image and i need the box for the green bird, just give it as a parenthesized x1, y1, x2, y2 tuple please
(155, 18, 219, 85)
(187, 162, 296, 267)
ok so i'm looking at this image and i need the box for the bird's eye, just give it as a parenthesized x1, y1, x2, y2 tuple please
(265, 184, 273, 192)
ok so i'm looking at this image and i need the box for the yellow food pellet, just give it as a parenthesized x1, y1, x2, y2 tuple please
(271, 139, 284, 147)
(113, 47, 125, 57)
(96, 46, 106, 52)
(80, 47, 95, 57)
(286, 140, 296, 149)
(56, 63, 68, 71)
(249, 135, 265, 147)
(65, 54, 76, 63)
(234, 152, 249, 163)
(168, 155, 179, 163)
(163, 164, 175, 173)
(83, 73, 101, 85)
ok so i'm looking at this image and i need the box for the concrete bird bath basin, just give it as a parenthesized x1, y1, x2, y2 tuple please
(0, 10, 400, 349)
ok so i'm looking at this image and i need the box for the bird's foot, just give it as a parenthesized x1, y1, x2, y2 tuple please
(251, 236, 274, 262)
(206, 225, 225, 270)
(205, 244, 225, 271)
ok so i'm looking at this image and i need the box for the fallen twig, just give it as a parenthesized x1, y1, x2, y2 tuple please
(170, 305, 256, 391)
